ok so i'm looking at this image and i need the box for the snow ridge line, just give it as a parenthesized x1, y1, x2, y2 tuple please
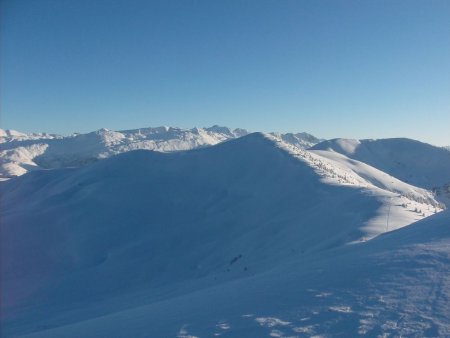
(265, 133, 442, 209)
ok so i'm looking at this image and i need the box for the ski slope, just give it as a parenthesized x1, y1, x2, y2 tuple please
(1, 133, 446, 337)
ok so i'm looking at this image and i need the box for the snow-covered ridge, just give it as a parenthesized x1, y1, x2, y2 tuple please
(2, 128, 447, 208)
(0, 126, 321, 178)
(265, 134, 443, 212)
(311, 137, 450, 188)
(0, 128, 61, 142)
(1, 133, 448, 337)
(311, 137, 450, 206)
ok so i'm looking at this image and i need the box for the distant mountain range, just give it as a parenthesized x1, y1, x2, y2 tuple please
(0, 126, 322, 178)
(1, 126, 449, 204)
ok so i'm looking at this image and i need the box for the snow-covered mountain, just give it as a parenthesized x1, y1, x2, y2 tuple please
(1, 133, 446, 337)
(0, 129, 60, 142)
(311, 138, 450, 188)
(311, 138, 450, 206)
(0, 126, 321, 178)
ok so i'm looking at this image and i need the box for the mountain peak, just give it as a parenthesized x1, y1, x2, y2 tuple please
(204, 125, 233, 135)
(0, 126, 320, 179)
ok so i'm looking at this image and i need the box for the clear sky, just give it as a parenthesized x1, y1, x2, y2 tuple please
(1, 0, 449, 145)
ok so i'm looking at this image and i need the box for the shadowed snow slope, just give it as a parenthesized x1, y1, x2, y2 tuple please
(19, 211, 450, 338)
(1, 133, 447, 337)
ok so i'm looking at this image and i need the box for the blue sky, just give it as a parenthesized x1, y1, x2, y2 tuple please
(1, 0, 449, 145)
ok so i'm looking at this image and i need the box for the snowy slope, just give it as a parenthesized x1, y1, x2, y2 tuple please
(0, 127, 321, 178)
(311, 138, 450, 206)
(0, 133, 443, 337)
(311, 138, 450, 189)
(19, 210, 450, 338)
